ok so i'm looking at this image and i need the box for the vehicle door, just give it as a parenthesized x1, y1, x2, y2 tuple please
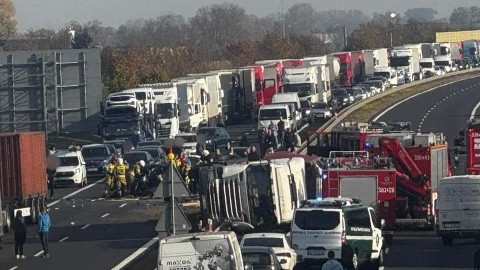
(78, 153, 87, 178)
(369, 208, 383, 256)
(344, 208, 373, 260)
(460, 181, 480, 231)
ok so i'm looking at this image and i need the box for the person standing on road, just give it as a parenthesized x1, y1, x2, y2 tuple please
(13, 210, 27, 259)
(358, 252, 379, 270)
(38, 207, 51, 258)
(292, 130, 302, 153)
(321, 250, 343, 270)
(103, 156, 117, 197)
(46, 166, 56, 200)
(277, 117, 285, 147)
(114, 158, 128, 197)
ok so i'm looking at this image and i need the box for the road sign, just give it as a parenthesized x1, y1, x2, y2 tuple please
(153, 164, 191, 199)
(155, 199, 191, 235)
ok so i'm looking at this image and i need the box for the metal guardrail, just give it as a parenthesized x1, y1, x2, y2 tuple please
(299, 68, 480, 155)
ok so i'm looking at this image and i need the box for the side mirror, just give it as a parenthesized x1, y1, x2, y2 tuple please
(280, 259, 288, 264)
(380, 219, 386, 229)
(245, 262, 254, 270)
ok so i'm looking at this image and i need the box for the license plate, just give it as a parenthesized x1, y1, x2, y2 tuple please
(88, 168, 98, 172)
(307, 250, 325, 255)
(169, 267, 191, 270)
(443, 222, 459, 228)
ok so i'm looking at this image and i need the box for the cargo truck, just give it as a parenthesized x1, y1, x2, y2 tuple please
(465, 119, 480, 175)
(435, 43, 455, 72)
(0, 132, 48, 231)
(254, 60, 285, 106)
(326, 55, 341, 89)
(462, 40, 479, 62)
(332, 51, 365, 87)
(363, 48, 389, 77)
(390, 46, 422, 82)
(302, 56, 332, 102)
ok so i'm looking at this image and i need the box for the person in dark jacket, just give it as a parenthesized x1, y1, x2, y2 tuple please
(358, 252, 379, 270)
(13, 210, 27, 259)
(46, 167, 56, 199)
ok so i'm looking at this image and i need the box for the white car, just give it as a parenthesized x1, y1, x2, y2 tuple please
(435, 66, 446, 76)
(240, 233, 297, 270)
(54, 148, 87, 187)
(175, 133, 197, 155)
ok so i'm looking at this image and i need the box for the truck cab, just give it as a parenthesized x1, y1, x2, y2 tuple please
(98, 113, 152, 146)
(283, 66, 320, 103)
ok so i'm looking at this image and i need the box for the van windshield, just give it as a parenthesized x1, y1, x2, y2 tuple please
(82, 147, 108, 157)
(294, 210, 340, 230)
(243, 238, 284, 248)
(59, 157, 79, 166)
(259, 109, 287, 120)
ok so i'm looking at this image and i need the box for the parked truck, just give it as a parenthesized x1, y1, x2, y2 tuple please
(1, 132, 48, 232)
(462, 40, 479, 62)
(326, 54, 341, 88)
(196, 157, 307, 232)
(254, 60, 285, 106)
(390, 46, 422, 82)
(307, 126, 450, 241)
(332, 51, 365, 87)
(140, 83, 180, 139)
(416, 43, 437, 77)
(465, 118, 480, 175)
(363, 48, 389, 77)
(283, 64, 321, 103)
(435, 43, 454, 72)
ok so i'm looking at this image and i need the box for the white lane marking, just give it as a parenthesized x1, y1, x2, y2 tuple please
(470, 100, 480, 120)
(373, 79, 478, 121)
(59, 237, 69, 242)
(9, 267, 18, 270)
(47, 178, 105, 208)
(81, 224, 91, 230)
(111, 236, 159, 270)
(34, 250, 44, 257)
(119, 203, 127, 208)
(101, 213, 110, 218)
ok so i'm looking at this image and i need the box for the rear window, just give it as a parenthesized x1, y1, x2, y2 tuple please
(110, 96, 131, 102)
(294, 210, 340, 230)
(242, 252, 272, 266)
(345, 209, 371, 228)
(243, 238, 283, 248)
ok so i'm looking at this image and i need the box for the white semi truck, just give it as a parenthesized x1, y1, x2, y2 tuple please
(363, 48, 389, 77)
(186, 73, 225, 127)
(435, 43, 454, 72)
(390, 46, 422, 82)
(140, 83, 180, 139)
(291, 56, 332, 103)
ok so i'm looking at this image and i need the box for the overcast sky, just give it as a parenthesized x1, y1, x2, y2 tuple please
(12, 0, 480, 32)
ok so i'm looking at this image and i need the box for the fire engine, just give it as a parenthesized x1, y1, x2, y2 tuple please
(466, 118, 480, 175)
(307, 122, 451, 242)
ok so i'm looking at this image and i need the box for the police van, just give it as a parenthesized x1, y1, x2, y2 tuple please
(290, 197, 385, 270)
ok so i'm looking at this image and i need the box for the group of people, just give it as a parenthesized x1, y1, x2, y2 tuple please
(240, 119, 302, 158)
(10, 208, 51, 259)
(103, 157, 148, 197)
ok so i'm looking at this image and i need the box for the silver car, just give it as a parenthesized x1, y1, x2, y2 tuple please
(311, 102, 332, 119)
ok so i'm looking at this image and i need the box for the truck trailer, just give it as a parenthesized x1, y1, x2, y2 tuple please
(363, 48, 389, 77)
(0, 132, 48, 231)
(390, 46, 422, 82)
(332, 51, 365, 87)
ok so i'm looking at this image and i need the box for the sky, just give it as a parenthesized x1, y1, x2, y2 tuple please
(12, 0, 480, 32)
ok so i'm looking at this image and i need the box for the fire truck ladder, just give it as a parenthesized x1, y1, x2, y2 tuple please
(378, 137, 428, 198)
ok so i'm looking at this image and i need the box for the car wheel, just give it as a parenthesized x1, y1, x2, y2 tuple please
(442, 236, 453, 246)
(349, 252, 358, 270)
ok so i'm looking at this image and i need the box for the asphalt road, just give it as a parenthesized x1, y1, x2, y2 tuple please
(375, 75, 480, 269)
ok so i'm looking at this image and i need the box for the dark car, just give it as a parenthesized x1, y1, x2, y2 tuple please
(331, 89, 351, 107)
(103, 140, 124, 156)
(137, 139, 164, 148)
(81, 144, 114, 178)
(135, 146, 166, 165)
(241, 246, 285, 270)
(197, 127, 231, 151)
(300, 100, 313, 124)
(122, 151, 155, 167)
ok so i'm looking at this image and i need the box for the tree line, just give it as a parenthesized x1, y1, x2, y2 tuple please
(1, 2, 480, 92)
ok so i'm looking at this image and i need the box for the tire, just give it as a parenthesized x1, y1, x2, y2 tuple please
(442, 236, 453, 246)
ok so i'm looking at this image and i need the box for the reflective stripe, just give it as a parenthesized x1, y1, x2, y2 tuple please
(347, 236, 374, 240)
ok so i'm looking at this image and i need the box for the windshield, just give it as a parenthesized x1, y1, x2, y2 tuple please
(135, 92, 147, 100)
(81, 147, 108, 157)
(340, 63, 349, 73)
(435, 61, 450, 66)
(420, 62, 433, 68)
(59, 157, 79, 166)
(332, 89, 347, 96)
(373, 72, 390, 78)
(197, 128, 216, 137)
(138, 141, 162, 147)
(390, 57, 410, 67)
(300, 101, 311, 109)
(312, 102, 328, 109)
(345, 88, 355, 95)
(136, 148, 160, 159)
(243, 238, 284, 248)
(104, 121, 140, 136)
(123, 153, 147, 164)
(283, 84, 312, 97)
(371, 81, 383, 87)
(155, 103, 175, 118)
(109, 95, 132, 102)
(370, 76, 386, 82)
(258, 108, 287, 120)
(242, 252, 272, 267)
(105, 107, 137, 115)
(294, 210, 340, 230)
(176, 135, 197, 143)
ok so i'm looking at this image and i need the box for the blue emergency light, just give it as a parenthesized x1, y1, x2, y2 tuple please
(364, 141, 373, 149)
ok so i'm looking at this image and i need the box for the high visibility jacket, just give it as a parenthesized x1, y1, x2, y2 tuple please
(133, 162, 145, 177)
(106, 163, 116, 177)
(114, 164, 128, 180)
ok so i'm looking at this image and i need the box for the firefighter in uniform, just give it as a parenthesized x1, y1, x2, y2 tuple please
(133, 160, 147, 178)
(103, 156, 117, 197)
(114, 158, 128, 197)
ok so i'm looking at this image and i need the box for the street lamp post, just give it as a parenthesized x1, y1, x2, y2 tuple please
(390, 12, 397, 48)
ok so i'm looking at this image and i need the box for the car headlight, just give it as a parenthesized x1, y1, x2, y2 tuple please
(325, 111, 331, 116)
(75, 168, 80, 174)
(349, 96, 354, 101)
(343, 98, 348, 102)
(305, 110, 311, 115)
(206, 140, 212, 144)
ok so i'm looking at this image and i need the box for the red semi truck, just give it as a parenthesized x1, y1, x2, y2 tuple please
(332, 51, 365, 87)
(1, 132, 48, 232)
(254, 60, 286, 106)
(308, 124, 450, 241)
(466, 119, 480, 174)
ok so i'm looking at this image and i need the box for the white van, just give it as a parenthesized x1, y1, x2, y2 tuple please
(436, 175, 480, 246)
(257, 104, 295, 131)
(122, 88, 155, 114)
(272, 93, 302, 128)
(158, 231, 245, 270)
(53, 148, 87, 187)
(291, 197, 384, 270)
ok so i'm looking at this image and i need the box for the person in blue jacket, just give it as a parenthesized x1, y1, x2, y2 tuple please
(38, 207, 51, 258)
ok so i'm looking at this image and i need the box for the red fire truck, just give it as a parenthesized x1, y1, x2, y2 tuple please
(466, 119, 480, 175)
(308, 123, 451, 241)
